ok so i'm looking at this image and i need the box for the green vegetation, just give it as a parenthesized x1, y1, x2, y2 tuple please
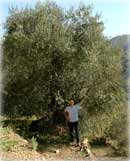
(1, 1, 128, 157)
(111, 34, 130, 80)
(0, 127, 16, 152)
(30, 136, 38, 151)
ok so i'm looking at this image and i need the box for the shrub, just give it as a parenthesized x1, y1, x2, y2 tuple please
(0, 139, 18, 152)
(29, 136, 38, 151)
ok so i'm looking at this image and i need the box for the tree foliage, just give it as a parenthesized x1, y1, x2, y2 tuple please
(2, 1, 127, 145)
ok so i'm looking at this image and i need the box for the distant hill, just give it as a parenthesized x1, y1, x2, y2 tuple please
(111, 34, 130, 80)
(111, 34, 130, 52)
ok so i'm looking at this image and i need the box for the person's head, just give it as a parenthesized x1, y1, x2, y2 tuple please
(69, 98, 75, 106)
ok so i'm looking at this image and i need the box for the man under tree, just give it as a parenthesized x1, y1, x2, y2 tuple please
(64, 98, 82, 146)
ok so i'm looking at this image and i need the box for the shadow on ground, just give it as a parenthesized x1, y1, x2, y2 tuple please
(1, 118, 70, 153)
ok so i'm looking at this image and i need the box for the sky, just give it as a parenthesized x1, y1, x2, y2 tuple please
(0, 0, 130, 39)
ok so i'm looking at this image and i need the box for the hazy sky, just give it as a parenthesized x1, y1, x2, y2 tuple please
(0, 0, 130, 38)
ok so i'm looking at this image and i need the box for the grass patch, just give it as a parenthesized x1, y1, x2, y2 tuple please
(0, 139, 19, 152)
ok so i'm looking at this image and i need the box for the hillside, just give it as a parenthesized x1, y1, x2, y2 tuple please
(111, 34, 130, 52)
(111, 34, 130, 79)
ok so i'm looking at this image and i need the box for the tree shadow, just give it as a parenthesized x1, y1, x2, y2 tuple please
(1, 117, 70, 153)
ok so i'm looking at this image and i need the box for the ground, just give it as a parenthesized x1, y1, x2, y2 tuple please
(0, 133, 128, 161)
(0, 117, 128, 161)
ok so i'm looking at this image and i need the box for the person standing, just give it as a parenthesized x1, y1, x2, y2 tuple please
(64, 98, 81, 146)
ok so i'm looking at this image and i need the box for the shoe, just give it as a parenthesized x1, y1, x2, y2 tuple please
(75, 142, 80, 147)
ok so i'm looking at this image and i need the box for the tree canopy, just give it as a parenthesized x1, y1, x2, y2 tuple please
(2, 2, 127, 144)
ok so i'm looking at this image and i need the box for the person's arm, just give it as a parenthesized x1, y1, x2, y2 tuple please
(77, 95, 88, 110)
(64, 109, 70, 122)
(77, 104, 82, 110)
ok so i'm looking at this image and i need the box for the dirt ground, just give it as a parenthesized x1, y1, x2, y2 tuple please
(0, 119, 128, 161)
(0, 145, 128, 161)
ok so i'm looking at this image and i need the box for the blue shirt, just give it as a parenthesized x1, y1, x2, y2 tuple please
(65, 105, 81, 122)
